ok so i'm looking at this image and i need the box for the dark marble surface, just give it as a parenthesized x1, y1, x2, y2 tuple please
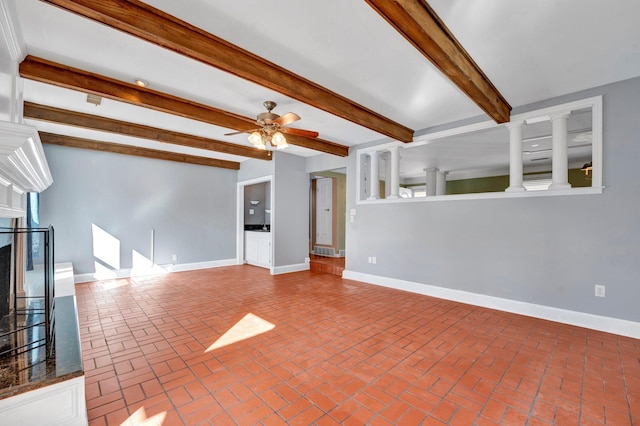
(244, 224, 270, 231)
(0, 295, 83, 400)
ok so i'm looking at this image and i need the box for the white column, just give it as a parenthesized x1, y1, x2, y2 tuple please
(387, 146, 400, 199)
(424, 167, 438, 196)
(549, 113, 572, 190)
(505, 120, 526, 192)
(367, 151, 380, 200)
(436, 170, 447, 195)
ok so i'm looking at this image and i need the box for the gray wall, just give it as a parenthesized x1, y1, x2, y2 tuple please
(346, 76, 640, 322)
(238, 158, 274, 182)
(273, 151, 309, 267)
(244, 181, 270, 226)
(40, 146, 237, 274)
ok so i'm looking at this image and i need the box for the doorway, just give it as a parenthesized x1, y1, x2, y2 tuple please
(310, 169, 346, 258)
(236, 176, 273, 271)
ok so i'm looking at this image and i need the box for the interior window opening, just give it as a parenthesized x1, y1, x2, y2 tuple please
(357, 97, 600, 202)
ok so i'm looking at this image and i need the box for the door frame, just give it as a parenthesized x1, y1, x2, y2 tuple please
(310, 176, 337, 254)
(236, 175, 273, 269)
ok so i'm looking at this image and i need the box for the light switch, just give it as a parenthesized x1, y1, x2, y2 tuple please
(249, 209, 254, 215)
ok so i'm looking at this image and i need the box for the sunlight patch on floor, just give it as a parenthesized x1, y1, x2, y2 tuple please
(100, 279, 129, 290)
(120, 407, 166, 426)
(205, 313, 275, 352)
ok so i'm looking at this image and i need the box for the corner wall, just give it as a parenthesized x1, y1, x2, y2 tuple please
(40, 145, 237, 276)
(345, 77, 640, 325)
(273, 152, 309, 270)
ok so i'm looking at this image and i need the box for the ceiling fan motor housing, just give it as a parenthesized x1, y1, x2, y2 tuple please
(257, 111, 280, 126)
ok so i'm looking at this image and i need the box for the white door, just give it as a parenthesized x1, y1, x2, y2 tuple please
(316, 178, 333, 246)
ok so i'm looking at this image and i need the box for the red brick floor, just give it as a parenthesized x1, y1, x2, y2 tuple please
(76, 266, 640, 425)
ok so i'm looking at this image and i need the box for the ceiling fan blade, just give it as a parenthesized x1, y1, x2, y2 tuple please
(284, 127, 319, 138)
(224, 129, 258, 136)
(274, 112, 300, 127)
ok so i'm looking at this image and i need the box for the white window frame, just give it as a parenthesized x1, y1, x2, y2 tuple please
(355, 96, 603, 204)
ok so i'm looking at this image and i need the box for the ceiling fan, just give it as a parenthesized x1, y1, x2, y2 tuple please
(225, 101, 319, 150)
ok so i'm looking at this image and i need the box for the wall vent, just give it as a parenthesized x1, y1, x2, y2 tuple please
(313, 246, 335, 257)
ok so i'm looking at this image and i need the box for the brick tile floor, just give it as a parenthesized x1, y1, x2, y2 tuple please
(75, 266, 640, 425)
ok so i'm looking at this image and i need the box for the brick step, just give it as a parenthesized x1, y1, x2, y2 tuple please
(309, 256, 345, 277)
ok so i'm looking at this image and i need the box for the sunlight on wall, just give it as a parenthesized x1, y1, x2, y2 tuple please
(131, 249, 167, 277)
(92, 223, 120, 269)
(205, 313, 275, 352)
(121, 407, 166, 426)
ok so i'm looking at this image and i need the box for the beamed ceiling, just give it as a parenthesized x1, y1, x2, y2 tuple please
(8, 0, 640, 169)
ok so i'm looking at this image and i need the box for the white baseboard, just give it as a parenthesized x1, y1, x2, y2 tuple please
(74, 258, 237, 283)
(271, 262, 310, 275)
(342, 270, 640, 339)
(162, 259, 237, 273)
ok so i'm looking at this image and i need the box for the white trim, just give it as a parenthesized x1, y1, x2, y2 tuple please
(342, 270, 640, 340)
(73, 258, 236, 283)
(0, 0, 24, 61)
(271, 262, 310, 275)
(0, 375, 87, 426)
(0, 204, 24, 218)
(162, 259, 236, 272)
(0, 121, 53, 193)
(358, 185, 603, 205)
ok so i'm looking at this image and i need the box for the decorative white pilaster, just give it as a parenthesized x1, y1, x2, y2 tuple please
(424, 167, 438, 196)
(436, 170, 447, 195)
(367, 151, 380, 200)
(549, 113, 572, 190)
(387, 146, 400, 199)
(505, 120, 526, 192)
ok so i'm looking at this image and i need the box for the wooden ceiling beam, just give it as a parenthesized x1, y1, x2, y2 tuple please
(365, 0, 511, 123)
(39, 132, 240, 170)
(20, 56, 348, 156)
(24, 102, 272, 161)
(41, 0, 414, 142)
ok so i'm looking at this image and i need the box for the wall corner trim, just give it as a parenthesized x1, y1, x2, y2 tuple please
(271, 262, 310, 275)
(0, 0, 24, 61)
(342, 270, 640, 340)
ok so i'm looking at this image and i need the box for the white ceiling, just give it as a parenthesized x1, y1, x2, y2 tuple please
(10, 0, 640, 168)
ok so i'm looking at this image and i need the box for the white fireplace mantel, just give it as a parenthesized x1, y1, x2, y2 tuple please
(0, 120, 52, 217)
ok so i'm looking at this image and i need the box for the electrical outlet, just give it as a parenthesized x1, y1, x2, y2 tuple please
(372, 256, 377, 264)
(172, 254, 177, 262)
(368, 256, 372, 263)
(595, 284, 605, 298)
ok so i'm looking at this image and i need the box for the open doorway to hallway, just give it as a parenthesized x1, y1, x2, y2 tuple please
(309, 169, 345, 276)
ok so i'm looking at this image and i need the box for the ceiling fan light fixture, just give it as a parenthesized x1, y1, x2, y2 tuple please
(271, 131, 286, 147)
(248, 131, 262, 146)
